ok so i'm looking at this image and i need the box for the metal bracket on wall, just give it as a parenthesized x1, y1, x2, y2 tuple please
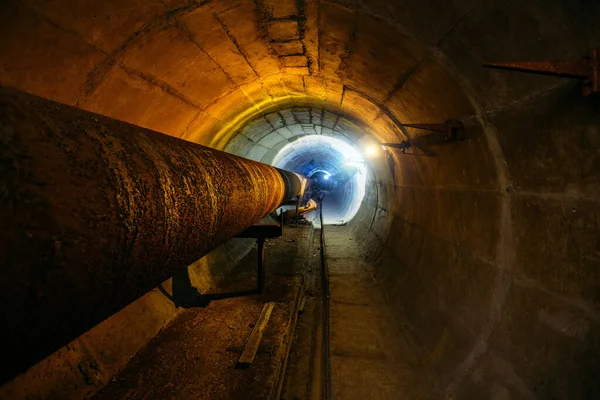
(401, 119, 464, 140)
(382, 140, 412, 154)
(484, 48, 599, 96)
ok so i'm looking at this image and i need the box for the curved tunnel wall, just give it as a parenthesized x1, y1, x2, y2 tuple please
(1, 0, 599, 398)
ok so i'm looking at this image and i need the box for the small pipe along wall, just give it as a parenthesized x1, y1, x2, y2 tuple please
(0, 87, 304, 383)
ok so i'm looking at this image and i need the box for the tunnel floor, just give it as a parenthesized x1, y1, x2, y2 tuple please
(304, 195, 346, 228)
(320, 226, 433, 400)
(320, 196, 346, 225)
(92, 223, 434, 400)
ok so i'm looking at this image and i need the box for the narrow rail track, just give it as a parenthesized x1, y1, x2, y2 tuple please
(282, 202, 438, 400)
(319, 202, 332, 400)
(319, 203, 332, 400)
(279, 200, 332, 400)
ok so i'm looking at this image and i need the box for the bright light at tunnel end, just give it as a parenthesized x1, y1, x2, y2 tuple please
(271, 135, 367, 224)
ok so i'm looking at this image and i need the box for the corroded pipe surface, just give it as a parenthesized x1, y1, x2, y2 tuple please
(0, 87, 303, 383)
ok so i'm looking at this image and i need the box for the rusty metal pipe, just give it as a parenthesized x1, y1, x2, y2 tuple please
(0, 87, 304, 383)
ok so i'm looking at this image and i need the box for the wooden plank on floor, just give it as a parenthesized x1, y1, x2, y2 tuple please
(237, 302, 276, 368)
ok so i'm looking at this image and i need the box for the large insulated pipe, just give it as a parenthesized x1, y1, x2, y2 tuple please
(0, 87, 304, 383)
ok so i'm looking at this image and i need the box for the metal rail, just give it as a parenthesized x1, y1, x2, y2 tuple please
(319, 198, 332, 400)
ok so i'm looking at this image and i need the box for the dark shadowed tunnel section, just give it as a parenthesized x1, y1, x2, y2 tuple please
(0, 0, 599, 398)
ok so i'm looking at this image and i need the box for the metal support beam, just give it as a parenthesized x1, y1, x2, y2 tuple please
(257, 238, 266, 294)
(382, 140, 412, 153)
(0, 87, 305, 383)
(237, 214, 284, 294)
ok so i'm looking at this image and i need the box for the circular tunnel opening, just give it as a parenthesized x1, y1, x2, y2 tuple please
(272, 135, 367, 225)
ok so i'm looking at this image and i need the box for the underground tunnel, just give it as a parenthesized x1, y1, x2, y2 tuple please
(0, 0, 599, 399)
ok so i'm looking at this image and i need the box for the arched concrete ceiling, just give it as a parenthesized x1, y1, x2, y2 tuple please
(223, 108, 369, 165)
(4, 0, 597, 151)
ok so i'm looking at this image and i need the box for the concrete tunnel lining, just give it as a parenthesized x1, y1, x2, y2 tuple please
(0, 0, 599, 398)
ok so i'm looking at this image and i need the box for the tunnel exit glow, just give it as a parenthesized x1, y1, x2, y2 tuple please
(272, 135, 367, 224)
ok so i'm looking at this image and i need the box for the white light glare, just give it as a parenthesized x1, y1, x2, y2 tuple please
(365, 145, 377, 156)
(364, 143, 386, 157)
(272, 135, 366, 224)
